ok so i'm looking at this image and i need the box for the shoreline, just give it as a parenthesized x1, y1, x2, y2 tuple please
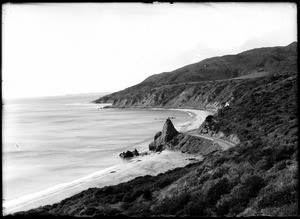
(170, 108, 213, 132)
(3, 108, 211, 215)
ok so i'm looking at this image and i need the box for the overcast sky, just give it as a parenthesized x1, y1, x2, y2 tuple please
(2, 3, 297, 99)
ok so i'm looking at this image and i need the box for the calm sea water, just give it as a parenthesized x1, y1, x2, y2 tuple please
(2, 93, 193, 201)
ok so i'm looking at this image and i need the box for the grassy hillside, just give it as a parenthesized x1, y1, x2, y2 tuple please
(94, 42, 297, 106)
(13, 73, 298, 217)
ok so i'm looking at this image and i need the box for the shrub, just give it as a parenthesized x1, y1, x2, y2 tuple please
(215, 194, 233, 216)
(126, 202, 151, 216)
(153, 193, 190, 215)
(214, 156, 229, 166)
(121, 202, 131, 210)
(103, 186, 114, 194)
(122, 193, 135, 203)
(274, 160, 286, 171)
(52, 203, 59, 209)
(82, 206, 100, 216)
(111, 193, 124, 203)
(276, 203, 298, 216)
(155, 176, 174, 189)
(242, 175, 265, 196)
(183, 194, 207, 216)
(274, 144, 296, 162)
(211, 166, 228, 180)
(142, 189, 152, 201)
(258, 185, 297, 209)
(198, 173, 210, 184)
(206, 177, 231, 205)
(228, 175, 265, 215)
(261, 156, 275, 170)
(102, 206, 121, 216)
(131, 189, 144, 200)
(206, 115, 214, 122)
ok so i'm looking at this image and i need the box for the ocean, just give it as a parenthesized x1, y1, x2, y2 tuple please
(2, 93, 194, 202)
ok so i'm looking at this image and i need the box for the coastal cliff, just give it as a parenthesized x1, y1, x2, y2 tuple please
(12, 43, 298, 217)
(94, 42, 297, 111)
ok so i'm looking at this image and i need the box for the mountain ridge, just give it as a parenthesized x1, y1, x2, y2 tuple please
(142, 42, 297, 84)
(94, 42, 297, 107)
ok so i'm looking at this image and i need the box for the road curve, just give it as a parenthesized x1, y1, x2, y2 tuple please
(188, 133, 235, 151)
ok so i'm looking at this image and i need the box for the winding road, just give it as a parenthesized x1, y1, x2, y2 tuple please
(187, 133, 236, 151)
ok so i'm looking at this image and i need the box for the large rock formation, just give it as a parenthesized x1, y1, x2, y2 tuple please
(149, 118, 179, 152)
(161, 118, 179, 143)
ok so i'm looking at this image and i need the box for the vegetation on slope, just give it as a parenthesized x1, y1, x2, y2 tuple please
(13, 73, 298, 217)
(141, 42, 297, 85)
(94, 42, 297, 107)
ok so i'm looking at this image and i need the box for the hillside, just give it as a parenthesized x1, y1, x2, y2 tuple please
(12, 73, 298, 217)
(94, 42, 297, 108)
(9, 42, 297, 217)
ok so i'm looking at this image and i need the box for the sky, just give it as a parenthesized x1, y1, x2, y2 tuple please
(2, 2, 297, 99)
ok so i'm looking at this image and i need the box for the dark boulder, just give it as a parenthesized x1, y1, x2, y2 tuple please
(119, 149, 140, 158)
(149, 141, 157, 151)
(155, 144, 164, 152)
(133, 149, 139, 156)
(119, 151, 133, 158)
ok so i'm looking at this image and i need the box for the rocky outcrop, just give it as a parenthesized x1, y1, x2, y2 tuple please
(227, 134, 241, 145)
(198, 115, 220, 135)
(161, 119, 179, 142)
(168, 134, 221, 155)
(198, 115, 241, 145)
(149, 117, 226, 154)
(119, 149, 139, 158)
(198, 115, 219, 136)
(149, 119, 179, 151)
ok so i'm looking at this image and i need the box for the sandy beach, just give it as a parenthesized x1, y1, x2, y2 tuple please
(173, 108, 213, 132)
(3, 108, 211, 215)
